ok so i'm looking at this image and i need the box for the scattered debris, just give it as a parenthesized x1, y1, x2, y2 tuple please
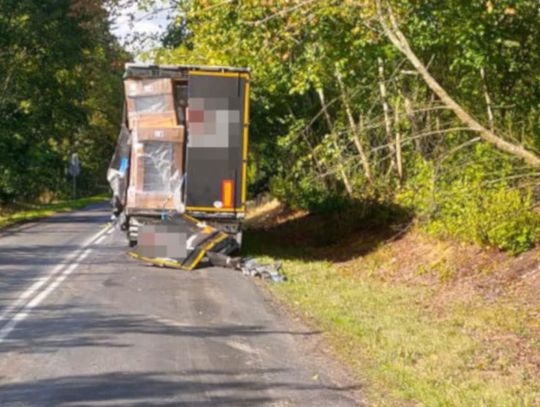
(208, 253, 285, 282)
(127, 215, 286, 282)
(240, 257, 286, 282)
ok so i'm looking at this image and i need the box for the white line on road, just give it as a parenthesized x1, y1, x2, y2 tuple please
(0, 249, 92, 342)
(0, 224, 112, 342)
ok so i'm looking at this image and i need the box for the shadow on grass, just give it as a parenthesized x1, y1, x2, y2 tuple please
(242, 200, 412, 263)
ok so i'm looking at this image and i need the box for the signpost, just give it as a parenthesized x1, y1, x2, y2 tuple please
(68, 153, 80, 199)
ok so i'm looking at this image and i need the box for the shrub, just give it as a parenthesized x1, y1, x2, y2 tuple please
(269, 174, 350, 213)
(398, 151, 540, 255)
(429, 185, 540, 255)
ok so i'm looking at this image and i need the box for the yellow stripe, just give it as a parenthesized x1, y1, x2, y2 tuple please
(128, 251, 188, 270)
(185, 233, 229, 271)
(181, 213, 200, 224)
(186, 206, 245, 213)
(128, 232, 229, 271)
(188, 70, 250, 79)
(241, 80, 250, 206)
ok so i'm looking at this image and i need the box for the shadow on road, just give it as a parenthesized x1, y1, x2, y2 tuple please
(0, 370, 359, 406)
(0, 304, 321, 355)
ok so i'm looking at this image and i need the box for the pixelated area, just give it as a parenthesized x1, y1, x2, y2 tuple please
(185, 74, 246, 208)
(136, 225, 187, 259)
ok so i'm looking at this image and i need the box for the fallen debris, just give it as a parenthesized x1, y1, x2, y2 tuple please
(207, 252, 286, 282)
(126, 215, 286, 282)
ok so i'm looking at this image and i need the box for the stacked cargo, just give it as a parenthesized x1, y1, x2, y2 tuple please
(124, 78, 184, 211)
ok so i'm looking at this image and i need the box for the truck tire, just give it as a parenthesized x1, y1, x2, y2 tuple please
(127, 219, 138, 247)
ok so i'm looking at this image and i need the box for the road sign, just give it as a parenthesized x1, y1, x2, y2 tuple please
(68, 153, 80, 177)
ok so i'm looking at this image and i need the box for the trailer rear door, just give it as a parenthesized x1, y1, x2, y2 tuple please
(184, 71, 250, 214)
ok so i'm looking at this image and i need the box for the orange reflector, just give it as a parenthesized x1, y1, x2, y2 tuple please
(222, 179, 234, 208)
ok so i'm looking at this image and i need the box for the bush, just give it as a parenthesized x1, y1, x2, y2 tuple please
(398, 151, 540, 254)
(429, 185, 540, 255)
(269, 174, 350, 213)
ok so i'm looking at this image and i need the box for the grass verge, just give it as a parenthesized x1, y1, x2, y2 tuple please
(0, 195, 109, 229)
(243, 202, 540, 406)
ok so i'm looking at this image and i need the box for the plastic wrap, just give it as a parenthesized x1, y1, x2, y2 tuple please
(126, 128, 184, 213)
(131, 95, 172, 114)
(107, 123, 131, 215)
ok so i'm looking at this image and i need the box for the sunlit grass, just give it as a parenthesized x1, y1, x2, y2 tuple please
(243, 225, 540, 406)
(0, 195, 109, 229)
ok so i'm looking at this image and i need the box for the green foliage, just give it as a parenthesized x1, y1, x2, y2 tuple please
(0, 195, 108, 229)
(154, 0, 540, 253)
(0, 0, 128, 203)
(429, 183, 539, 255)
(244, 237, 540, 406)
(398, 146, 540, 254)
(269, 174, 349, 214)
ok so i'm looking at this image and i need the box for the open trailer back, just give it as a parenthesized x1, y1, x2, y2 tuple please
(107, 64, 250, 246)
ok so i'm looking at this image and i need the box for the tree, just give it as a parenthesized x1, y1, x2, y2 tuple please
(375, 0, 540, 168)
(0, 0, 128, 202)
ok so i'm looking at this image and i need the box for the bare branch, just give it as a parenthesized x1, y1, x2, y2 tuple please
(375, 0, 540, 168)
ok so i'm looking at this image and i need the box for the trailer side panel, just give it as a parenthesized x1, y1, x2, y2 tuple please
(185, 71, 249, 214)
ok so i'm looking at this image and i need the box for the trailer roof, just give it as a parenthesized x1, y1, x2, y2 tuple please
(124, 63, 250, 79)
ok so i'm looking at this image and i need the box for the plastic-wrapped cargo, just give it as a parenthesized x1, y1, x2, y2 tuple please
(126, 126, 185, 212)
(109, 64, 251, 248)
(107, 123, 131, 215)
(124, 78, 177, 129)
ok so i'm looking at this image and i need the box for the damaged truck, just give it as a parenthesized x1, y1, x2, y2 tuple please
(107, 64, 250, 251)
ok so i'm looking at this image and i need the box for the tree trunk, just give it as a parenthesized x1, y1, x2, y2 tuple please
(480, 67, 495, 131)
(394, 98, 404, 183)
(403, 91, 422, 154)
(334, 71, 374, 185)
(377, 57, 398, 175)
(287, 106, 330, 188)
(316, 88, 354, 196)
(376, 0, 540, 168)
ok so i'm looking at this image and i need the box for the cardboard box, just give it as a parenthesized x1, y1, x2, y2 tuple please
(128, 111, 178, 129)
(126, 94, 175, 116)
(124, 78, 173, 97)
(135, 126, 185, 143)
(127, 190, 183, 210)
(126, 138, 184, 211)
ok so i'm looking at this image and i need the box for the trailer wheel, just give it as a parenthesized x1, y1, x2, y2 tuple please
(127, 218, 139, 247)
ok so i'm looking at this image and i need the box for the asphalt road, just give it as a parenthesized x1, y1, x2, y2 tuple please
(0, 203, 361, 406)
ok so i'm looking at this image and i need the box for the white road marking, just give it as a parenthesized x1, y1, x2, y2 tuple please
(226, 340, 260, 356)
(94, 235, 107, 245)
(0, 224, 112, 342)
(0, 249, 92, 342)
(149, 314, 190, 329)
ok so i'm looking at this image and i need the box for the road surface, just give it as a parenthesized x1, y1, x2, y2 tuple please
(0, 203, 361, 406)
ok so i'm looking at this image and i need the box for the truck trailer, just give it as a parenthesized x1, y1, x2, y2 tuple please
(107, 64, 250, 247)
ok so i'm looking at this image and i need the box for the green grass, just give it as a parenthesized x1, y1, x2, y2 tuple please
(243, 228, 540, 406)
(0, 195, 109, 229)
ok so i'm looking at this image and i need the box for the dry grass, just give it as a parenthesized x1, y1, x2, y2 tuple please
(243, 201, 540, 406)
